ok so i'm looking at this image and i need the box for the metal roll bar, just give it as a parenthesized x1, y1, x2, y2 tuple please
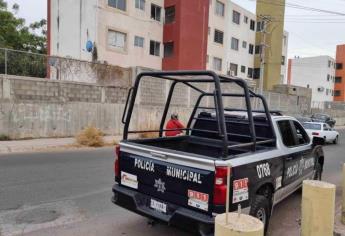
(122, 70, 275, 158)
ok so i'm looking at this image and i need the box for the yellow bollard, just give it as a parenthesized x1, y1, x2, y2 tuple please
(215, 213, 264, 236)
(301, 180, 336, 236)
(342, 164, 345, 225)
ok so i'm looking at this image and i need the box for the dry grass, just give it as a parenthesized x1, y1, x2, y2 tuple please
(76, 126, 105, 147)
(138, 123, 160, 139)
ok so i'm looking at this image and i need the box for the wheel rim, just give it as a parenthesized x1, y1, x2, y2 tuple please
(256, 208, 266, 225)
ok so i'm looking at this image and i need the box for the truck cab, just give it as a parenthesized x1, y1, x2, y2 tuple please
(112, 71, 324, 235)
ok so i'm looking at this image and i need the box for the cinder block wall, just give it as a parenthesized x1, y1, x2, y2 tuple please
(0, 75, 130, 139)
(0, 72, 327, 139)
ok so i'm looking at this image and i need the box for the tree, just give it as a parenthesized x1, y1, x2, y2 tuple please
(0, 0, 47, 77)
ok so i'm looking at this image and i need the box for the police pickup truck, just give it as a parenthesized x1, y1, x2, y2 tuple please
(112, 71, 324, 235)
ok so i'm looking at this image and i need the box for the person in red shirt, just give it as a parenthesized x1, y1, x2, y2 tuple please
(165, 113, 185, 137)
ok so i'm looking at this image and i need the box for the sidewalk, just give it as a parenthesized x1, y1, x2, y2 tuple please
(0, 136, 119, 154)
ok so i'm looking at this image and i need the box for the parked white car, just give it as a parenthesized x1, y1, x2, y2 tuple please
(303, 122, 339, 144)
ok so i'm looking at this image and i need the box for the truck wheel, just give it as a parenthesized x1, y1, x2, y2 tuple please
(313, 162, 322, 180)
(250, 195, 270, 234)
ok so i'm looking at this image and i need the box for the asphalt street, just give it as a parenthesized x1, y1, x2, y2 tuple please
(0, 129, 344, 236)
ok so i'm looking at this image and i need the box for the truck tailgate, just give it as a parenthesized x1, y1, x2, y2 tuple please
(119, 149, 215, 214)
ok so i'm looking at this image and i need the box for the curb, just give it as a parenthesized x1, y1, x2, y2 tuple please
(0, 136, 120, 154)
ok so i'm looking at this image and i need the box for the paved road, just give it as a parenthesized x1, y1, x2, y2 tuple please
(0, 130, 344, 236)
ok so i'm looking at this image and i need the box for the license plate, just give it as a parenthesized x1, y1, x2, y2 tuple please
(150, 199, 167, 213)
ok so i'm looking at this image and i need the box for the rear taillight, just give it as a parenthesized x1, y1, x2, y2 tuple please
(114, 145, 120, 178)
(213, 166, 231, 205)
(312, 132, 319, 136)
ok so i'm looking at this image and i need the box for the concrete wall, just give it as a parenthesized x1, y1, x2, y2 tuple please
(0, 73, 328, 140)
(0, 75, 128, 139)
(49, 57, 132, 86)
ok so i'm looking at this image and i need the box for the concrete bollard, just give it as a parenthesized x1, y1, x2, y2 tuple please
(215, 213, 264, 236)
(301, 180, 336, 236)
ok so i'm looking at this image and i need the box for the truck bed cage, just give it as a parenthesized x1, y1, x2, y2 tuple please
(122, 70, 276, 158)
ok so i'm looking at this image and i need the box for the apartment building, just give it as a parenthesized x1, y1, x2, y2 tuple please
(206, 1, 256, 78)
(288, 56, 336, 103)
(49, 0, 164, 70)
(48, 0, 288, 84)
(334, 44, 345, 101)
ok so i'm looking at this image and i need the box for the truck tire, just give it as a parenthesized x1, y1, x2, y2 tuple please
(250, 195, 270, 234)
(313, 162, 322, 180)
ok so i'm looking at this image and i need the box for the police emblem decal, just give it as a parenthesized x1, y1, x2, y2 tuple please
(154, 178, 166, 193)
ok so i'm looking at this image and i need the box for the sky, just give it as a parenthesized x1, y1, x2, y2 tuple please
(232, 0, 345, 59)
(5, 0, 46, 26)
(4, 0, 345, 59)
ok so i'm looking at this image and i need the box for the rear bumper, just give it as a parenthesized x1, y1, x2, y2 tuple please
(112, 184, 214, 232)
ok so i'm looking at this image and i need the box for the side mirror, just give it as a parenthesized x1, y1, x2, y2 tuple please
(312, 137, 325, 146)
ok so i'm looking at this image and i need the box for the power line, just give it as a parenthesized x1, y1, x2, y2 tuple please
(250, 0, 345, 16)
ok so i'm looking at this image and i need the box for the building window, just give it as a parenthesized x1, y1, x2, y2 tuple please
(253, 68, 260, 79)
(257, 21, 263, 32)
(281, 56, 285, 65)
(250, 19, 255, 31)
(231, 37, 239, 50)
(107, 30, 126, 50)
(150, 40, 160, 56)
(242, 41, 247, 48)
(255, 45, 261, 54)
(328, 60, 331, 67)
(230, 63, 238, 76)
(336, 63, 343, 70)
(244, 16, 248, 23)
(135, 0, 145, 10)
(241, 65, 246, 73)
(151, 4, 161, 21)
(249, 44, 254, 54)
(134, 36, 144, 47)
(215, 1, 225, 17)
(247, 68, 253, 78)
(327, 74, 330, 81)
(108, 0, 126, 11)
(334, 90, 341, 97)
(214, 29, 224, 44)
(335, 76, 342, 83)
(165, 6, 175, 24)
(213, 57, 222, 71)
(232, 10, 240, 24)
(164, 42, 174, 57)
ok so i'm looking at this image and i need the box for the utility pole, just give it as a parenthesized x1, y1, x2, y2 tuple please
(258, 15, 271, 95)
